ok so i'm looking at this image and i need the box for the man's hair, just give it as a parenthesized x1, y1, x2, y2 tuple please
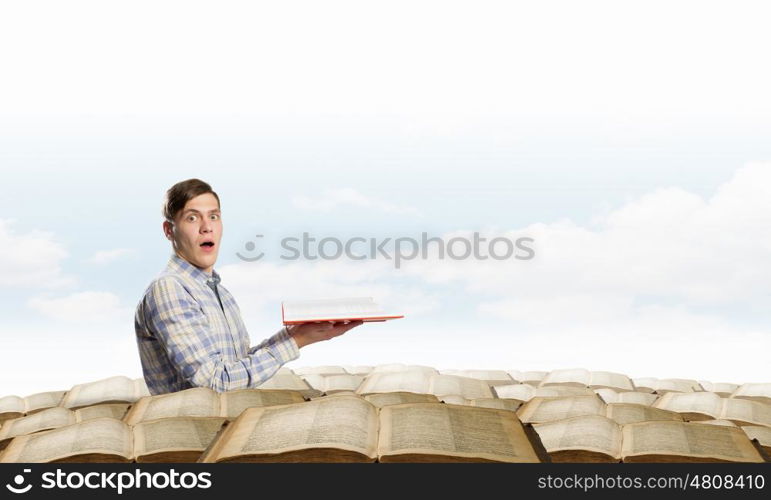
(162, 178, 220, 222)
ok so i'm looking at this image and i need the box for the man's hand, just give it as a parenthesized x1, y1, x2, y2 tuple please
(287, 320, 364, 348)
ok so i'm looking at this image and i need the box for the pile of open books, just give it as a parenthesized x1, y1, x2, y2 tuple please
(0, 366, 769, 463)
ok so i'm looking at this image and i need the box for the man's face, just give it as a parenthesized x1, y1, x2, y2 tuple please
(163, 193, 222, 273)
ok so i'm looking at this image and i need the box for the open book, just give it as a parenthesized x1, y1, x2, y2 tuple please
(198, 395, 545, 463)
(594, 388, 659, 406)
(124, 387, 306, 425)
(517, 395, 684, 426)
(493, 384, 595, 403)
(301, 374, 364, 394)
(0, 404, 129, 452)
(0, 391, 67, 424)
(60, 376, 150, 410)
(357, 372, 495, 400)
(631, 377, 701, 394)
(731, 383, 771, 405)
(282, 297, 404, 324)
(533, 415, 766, 463)
(540, 369, 635, 392)
(0, 416, 227, 463)
(742, 426, 771, 457)
(654, 392, 771, 426)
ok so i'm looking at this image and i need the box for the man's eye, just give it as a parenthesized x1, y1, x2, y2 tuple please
(210, 214, 220, 220)
(187, 215, 197, 222)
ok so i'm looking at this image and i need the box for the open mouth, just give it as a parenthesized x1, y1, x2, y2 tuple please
(200, 242, 215, 250)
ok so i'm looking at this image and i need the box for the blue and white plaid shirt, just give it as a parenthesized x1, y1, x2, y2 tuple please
(135, 253, 299, 395)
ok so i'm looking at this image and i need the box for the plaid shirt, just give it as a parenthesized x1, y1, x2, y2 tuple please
(135, 253, 299, 395)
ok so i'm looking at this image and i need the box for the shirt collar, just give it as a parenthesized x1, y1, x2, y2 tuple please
(167, 253, 221, 287)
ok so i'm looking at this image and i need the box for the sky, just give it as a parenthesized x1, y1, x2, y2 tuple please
(1, 1, 770, 396)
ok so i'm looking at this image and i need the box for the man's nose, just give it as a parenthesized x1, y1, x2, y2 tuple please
(200, 219, 213, 232)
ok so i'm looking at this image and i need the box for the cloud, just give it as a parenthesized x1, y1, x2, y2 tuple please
(376, 163, 771, 381)
(291, 188, 421, 216)
(0, 218, 73, 288)
(27, 291, 133, 324)
(84, 248, 135, 265)
(400, 163, 771, 306)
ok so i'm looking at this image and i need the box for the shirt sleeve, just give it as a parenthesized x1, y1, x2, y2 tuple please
(145, 276, 300, 392)
(249, 326, 300, 359)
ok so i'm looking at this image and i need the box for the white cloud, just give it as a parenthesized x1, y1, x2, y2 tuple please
(0, 218, 73, 288)
(401, 163, 771, 306)
(84, 248, 135, 265)
(291, 188, 421, 216)
(27, 291, 133, 324)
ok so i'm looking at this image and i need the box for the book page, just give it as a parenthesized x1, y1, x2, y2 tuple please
(211, 396, 378, 461)
(133, 417, 227, 458)
(440, 369, 514, 385)
(606, 403, 683, 425)
(540, 368, 591, 388)
(257, 373, 320, 397)
(693, 419, 738, 427)
(699, 382, 739, 396)
(654, 392, 723, 419)
(617, 392, 658, 406)
(0, 396, 25, 417)
(61, 376, 137, 409)
(632, 378, 658, 393)
(134, 379, 151, 399)
(322, 374, 365, 393)
(470, 398, 521, 412)
(594, 388, 619, 403)
(599, 388, 658, 405)
(517, 396, 606, 424)
(440, 395, 470, 406)
(590, 371, 634, 391)
(124, 388, 220, 425)
(537, 386, 595, 397)
(357, 371, 432, 395)
(0, 407, 75, 441)
(301, 375, 327, 392)
(621, 421, 763, 462)
(732, 383, 771, 403)
(656, 379, 699, 393)
(0, 418, 132, 463)
(493, 384, 535, 402)
(429, 374, 493, 399)
(519, 371, 548, 384)
(363, 392, 439, 408)
(533, 415, 621, 459)
(721, 398, 771, 426)
(742, 426, 771, 449)
(283, 297, 401, 322)
(293, 366, 348, 376)
(378, 403, 540, 463)
(220, 389, 305, 419)
(342, 365, 373, 375)
(74, 404, 131, 422)
(24, 391, 67, 413)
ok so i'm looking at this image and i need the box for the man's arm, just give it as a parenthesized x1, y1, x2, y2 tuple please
(249, 321, 363, 353)
(145, 277, 299, 392)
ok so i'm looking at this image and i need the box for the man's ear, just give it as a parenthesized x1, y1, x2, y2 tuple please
(162, 220, 173, 241)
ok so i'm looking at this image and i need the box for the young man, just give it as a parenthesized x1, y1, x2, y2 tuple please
(135, 178, 362, 395)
